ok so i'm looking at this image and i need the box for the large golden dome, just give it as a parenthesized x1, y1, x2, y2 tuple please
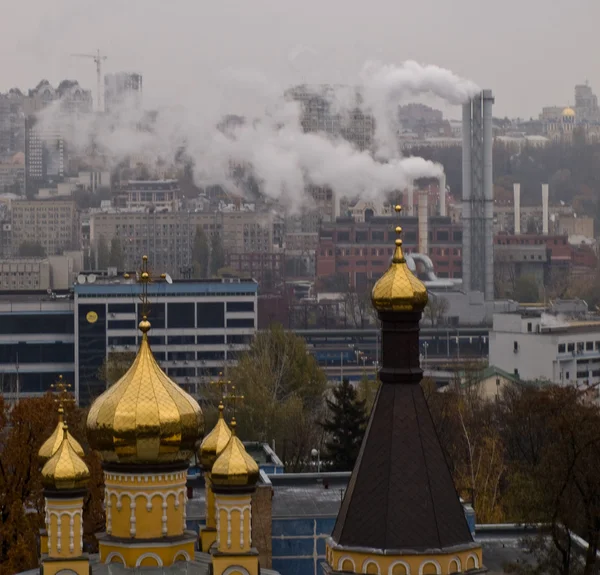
(42, 424, 90, 490)
(199, 402, 232, 471)
(562, 107, 576, 117)
(211, 420, 259, 488)
(39, 407, 85, 464)
(371, 208, 428, 313)
(86, 318, 204, 465)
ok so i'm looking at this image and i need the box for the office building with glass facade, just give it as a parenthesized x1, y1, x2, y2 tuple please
(74, 278, 258, 404)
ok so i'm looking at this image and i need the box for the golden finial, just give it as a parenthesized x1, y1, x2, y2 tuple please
(132, 255, 168, 333)
(50, 374, 75, 415)
(370, 203, 428, 312)
(224, 385, 244, 428)
(212, 372, 230, 405)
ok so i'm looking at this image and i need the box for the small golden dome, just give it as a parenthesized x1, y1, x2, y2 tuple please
(562, 107, 576, 117)
(39, 407, 85, 464)
(86, 318, 204, 464)
(199, 403, 232, 471)
(42, 424, 90, 490)
(371, 205, 428, 313)
(211, 420, 259, 488)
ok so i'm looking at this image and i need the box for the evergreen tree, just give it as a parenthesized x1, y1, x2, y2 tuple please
(108, 237, 124, 270)
(97, 236, 110, 270)
(192, 226, 210, 278)
(210, 233, 225, 276)
(321, 379, 368, 471)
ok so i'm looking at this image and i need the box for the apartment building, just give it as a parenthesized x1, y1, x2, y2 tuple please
(89, 210, 275, 276)
(11, 199, 79, 255)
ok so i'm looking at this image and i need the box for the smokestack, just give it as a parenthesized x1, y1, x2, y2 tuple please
(542, 183, 549, 235)
(418, 191, 428, 255)
(482, 90, 494, 301)
(513, 183, 521, 234)
(407, 184, 414, 216)
(439, 173, 447, 216)
(461, 101, 472, 293)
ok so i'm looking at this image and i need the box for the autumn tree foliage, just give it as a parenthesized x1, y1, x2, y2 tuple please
(0, 394, 104, 575)
(427, 382, 600, 574)
(228, 324, 327, 471)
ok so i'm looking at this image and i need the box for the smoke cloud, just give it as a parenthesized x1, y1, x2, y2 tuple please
(36, 60, 479, 210)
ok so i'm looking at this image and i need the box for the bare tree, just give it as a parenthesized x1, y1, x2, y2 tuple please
(423, 294, 450, 327)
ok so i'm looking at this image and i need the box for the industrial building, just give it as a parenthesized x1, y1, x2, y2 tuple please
(489, 310, 600, 393)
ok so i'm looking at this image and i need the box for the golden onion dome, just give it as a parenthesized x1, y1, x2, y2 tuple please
(199, 402, 232, 471)
(86, 317, 204, 465)
(211, 419, 259, 488)
(39, 407, 85, 464)
(562, 107, 576, 117)
(42, 424, 90, 490)
(371, 206, 428, 313)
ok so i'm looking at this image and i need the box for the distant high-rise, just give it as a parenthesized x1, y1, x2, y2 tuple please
(104, 72, 143, 113)
(24, 80, 92, 193)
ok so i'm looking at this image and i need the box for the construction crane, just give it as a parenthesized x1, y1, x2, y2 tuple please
(71, 49, 107, 112)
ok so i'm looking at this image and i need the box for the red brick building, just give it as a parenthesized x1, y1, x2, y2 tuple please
(316, 216, 463, 290)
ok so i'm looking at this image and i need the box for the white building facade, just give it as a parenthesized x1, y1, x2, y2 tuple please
(489, 312, 600, 390)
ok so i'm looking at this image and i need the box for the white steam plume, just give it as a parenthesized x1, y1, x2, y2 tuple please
(360, 60, 481, 159)
(35, 60, 478, 210)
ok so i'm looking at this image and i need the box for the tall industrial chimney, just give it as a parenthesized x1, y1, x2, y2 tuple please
(439, 173, 447, 216)
(513, 183, 521, 234)
(462, 90, 494, 301)
(418, 191, 428, 255)
(407, 185, 414, 216)
(542, 183, 549, 235)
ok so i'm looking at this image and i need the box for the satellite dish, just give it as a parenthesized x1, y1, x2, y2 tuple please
(88, 274, 97, 284)
(165, 273, 173, 285)
(77, 274, 86, 284)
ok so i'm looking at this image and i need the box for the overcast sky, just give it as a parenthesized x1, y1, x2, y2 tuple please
(2, 0, 597, 119)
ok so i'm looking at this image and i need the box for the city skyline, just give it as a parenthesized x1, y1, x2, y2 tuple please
(2, 0, 599, 119)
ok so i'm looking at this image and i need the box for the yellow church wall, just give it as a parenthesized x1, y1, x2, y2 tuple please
(166, 491, 185, 535)
(216, 495, 252, 555)
(328, 544, 483, 575)
(104, 472, 187, 540)
(41, 558, 89, 575)
(107, 492, 132, 538)
(212, 552, 259, 575)
(46, 503, 83, 558)
(99, 539, 195, 568)
(134, 493, 164, 538)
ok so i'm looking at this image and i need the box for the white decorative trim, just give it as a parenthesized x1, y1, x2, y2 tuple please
(105, 552, 126, 565)
(388, 561, 411, 575)
(223, 567, 250, 575)
(466, 554, 480, 569)
(130, 500, 136, 536)
(69, 515, 75, 552)
(47, 510, 83, 555)
(362, 559, 381, 574)
(448, 558, 461, 573)
(135, 552, 164, 567)
(174, 551, 191, 562)
(418, 560, 441, 575)
(338, 556, 356, 572)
